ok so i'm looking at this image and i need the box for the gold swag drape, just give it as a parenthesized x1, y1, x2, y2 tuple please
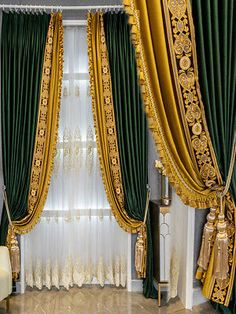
(87, 12, 143, 234)
(11, 13, 64, 234)
(123, 0, 235, 306)
(123, 0, 221, 208)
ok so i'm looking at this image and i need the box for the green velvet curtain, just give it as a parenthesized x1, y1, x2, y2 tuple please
(192, 1, 236, 312)
(104, 11, 156, 298)
(0, 12, 50, 244)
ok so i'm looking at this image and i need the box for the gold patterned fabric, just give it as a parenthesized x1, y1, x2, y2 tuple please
(12, 13, 64, 234)
(87, 12, 143, 234)
(123, 0, 221, 208)
(123, 0, 235, 306)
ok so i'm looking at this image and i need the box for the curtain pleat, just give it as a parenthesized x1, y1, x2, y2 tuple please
(87, 12, 142, 233)
(13, 13, 64, 234)
(192, 1, 236, 310)
(0, 12, 50, 244)
(103, 11, 156, 298)
(0, 12, 63, 244)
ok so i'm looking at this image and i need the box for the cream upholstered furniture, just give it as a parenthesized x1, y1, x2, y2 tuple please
(0, 246, 12, 312)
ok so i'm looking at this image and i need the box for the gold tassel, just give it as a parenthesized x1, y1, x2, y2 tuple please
(6, 224, 20, 281)
(135, 224, 147, 278)
(135, 186, 151, 278)
(213, 212, 229, 280)
(197, 207, 216, 272)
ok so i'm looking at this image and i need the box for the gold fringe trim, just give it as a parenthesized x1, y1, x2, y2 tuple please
(13, 13, 64, 234)
(87, 12, 142, 234)
(123, 0, 219, 209)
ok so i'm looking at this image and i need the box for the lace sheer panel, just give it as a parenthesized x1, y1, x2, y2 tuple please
(23, 26, 128, 290)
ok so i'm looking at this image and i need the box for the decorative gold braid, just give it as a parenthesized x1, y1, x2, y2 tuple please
(13, 13, 64, 234)
(123, 0, 218, 208)
(87, 12, 142, 233)
(162, 0, 222, 189)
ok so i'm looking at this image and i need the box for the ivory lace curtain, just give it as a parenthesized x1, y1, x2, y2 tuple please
(23, 26, 128, 289)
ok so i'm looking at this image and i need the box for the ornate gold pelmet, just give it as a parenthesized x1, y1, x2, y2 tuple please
(87, 12, 143, 234)
(12, 13, 64, 234)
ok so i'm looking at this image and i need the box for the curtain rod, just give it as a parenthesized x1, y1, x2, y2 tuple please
(0, 4, 123, 11)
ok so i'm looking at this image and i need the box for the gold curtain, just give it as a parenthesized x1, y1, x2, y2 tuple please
(123, 0, 221, 208)
(12, 13, 64, 234)
(87, 12, 143, 234)
(123, 0, 235, 306)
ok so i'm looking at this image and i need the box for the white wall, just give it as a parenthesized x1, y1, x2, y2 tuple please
(170, 191, 195, 309)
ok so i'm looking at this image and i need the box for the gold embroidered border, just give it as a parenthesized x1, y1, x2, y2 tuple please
(162, 0, 222, 189)
(162, 0, 235, 306)
(123, 0, 218, 208)
(87, 12, 142, 233)
(13, 13, 64, 234)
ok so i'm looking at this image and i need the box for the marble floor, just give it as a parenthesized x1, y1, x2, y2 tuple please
(0, 286, 218, 314)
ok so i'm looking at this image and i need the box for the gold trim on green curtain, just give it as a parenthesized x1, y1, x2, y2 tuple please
(123, 0, 221, 208)
(12, 13, 64, 234)
(87, 12, 143, 234)
(123, 0, 235, 306)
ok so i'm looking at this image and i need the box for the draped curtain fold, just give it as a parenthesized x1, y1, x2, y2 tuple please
(87, 12, 142, 233)
(123, 0, 221, 208)
(0, 12, 50, 244)
(123, 0, 235, 306)
(192, 1, 236, 311)
(87, 12, 156, 297)
(103, 11, 155, 298)
(0, 12, 63, 244)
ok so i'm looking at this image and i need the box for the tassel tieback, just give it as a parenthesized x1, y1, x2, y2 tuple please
(197, 207, 216, 274)
(213, 212, 229, 281)
(134, 185, 151, 278)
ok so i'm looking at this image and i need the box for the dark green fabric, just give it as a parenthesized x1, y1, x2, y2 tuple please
(192, 1, 236, 312)
(0, 12, 50, 244)
(104, 11, 157, 298)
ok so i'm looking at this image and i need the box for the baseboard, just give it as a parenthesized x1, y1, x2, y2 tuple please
(130, 279, 143, 292)
(193, 287, 207, 306)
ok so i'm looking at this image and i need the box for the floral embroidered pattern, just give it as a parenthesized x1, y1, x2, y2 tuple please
(165, 0, 220, 188)
(25, 255, 127, 289)
(28, 20, 54, 212)
(86, 125, 94, 174)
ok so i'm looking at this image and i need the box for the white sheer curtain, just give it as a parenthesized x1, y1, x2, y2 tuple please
(23, 26, 128, 290)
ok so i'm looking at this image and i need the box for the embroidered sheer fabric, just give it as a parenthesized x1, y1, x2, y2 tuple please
(23, 26, 128, 290)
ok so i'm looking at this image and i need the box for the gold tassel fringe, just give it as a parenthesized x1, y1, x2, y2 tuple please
(213, 212, 229, 280)
(197, 207, 216, 273)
